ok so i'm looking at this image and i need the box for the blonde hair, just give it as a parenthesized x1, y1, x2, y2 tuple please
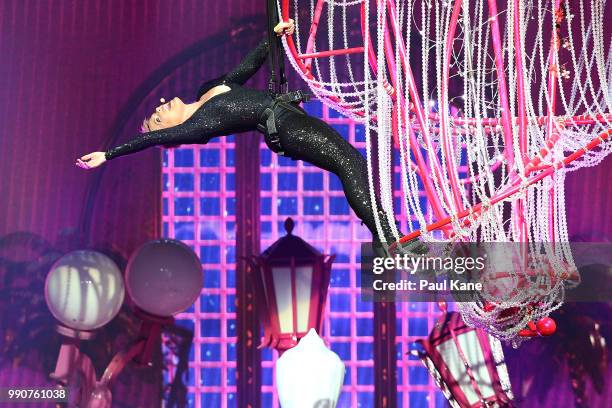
(140, 117, 151, 133)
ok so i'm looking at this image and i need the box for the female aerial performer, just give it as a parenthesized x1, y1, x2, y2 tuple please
(76, 19, 423, 254)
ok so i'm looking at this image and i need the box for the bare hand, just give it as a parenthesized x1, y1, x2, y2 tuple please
(274, 19, 295, 36)
(76, 152, 106, 169)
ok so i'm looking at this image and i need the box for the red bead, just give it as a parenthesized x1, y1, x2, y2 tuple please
(527, 321, 537, 332)
(483, 302, 495, 312)
(518, 328, 537, 337)
(536, 317, 557, 336)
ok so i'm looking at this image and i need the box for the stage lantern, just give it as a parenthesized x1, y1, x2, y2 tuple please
(412, 310, 514, 408)
(252, 218, 335, 353)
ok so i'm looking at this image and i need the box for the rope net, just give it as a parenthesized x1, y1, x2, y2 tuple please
(280, 0, 612, 342)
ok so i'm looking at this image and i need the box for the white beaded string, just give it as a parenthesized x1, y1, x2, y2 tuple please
(280, 0, 611, 341)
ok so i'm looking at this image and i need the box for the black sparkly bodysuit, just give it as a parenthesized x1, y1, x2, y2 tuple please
(105, 39, 401, 244)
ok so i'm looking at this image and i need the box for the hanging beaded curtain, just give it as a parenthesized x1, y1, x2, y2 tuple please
(279, 0, 612, 342)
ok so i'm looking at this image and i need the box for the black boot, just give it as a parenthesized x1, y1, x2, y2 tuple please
(372, 236, 392, 258)
(395, 236, 429, 255)
(375, 210, 429, 256)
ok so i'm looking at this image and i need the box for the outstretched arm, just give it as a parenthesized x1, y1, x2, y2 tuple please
(194, 39, 269, 101)
(221, 19, 295, 86)
(103, 120, 203, 161)
(195, 20, 294, 99)
(76, 117, 220, 169)
(223, 38, 271, 86)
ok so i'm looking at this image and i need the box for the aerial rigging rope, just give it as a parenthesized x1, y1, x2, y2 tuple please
(267, 0, 288, 94)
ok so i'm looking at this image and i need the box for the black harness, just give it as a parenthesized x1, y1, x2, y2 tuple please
(257, 90, 310, 155)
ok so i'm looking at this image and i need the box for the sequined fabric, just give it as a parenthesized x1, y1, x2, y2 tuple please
(104, 38, 400, 243)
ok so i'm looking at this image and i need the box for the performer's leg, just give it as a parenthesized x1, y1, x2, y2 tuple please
(278, 114, 400, 244)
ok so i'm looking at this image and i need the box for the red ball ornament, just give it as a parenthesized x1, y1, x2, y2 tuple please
(536, 317, 557, 336)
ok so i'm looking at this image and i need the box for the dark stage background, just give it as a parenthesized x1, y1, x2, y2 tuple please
(0, 0, 271, 258)
(0, 0, 610, 256)
(0, 1, 275, 406)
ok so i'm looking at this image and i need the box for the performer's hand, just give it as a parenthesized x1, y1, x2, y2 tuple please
(76, 152, 106, 169)
(274, 19, 295, 36)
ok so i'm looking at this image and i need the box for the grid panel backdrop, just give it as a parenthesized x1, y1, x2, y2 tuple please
(259, 100, 445, 408)
(162, 136, 238, 408)
(161, 99, 446, 407)
(258, 100, 376, 408)
(396, 302, 450, 408)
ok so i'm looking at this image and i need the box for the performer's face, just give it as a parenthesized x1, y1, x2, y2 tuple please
(145, 97, 187, 131)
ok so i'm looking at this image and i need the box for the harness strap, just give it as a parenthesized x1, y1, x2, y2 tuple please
(264, 108, 277, 135)
(267, 0, 287, 94)
(257, 91, 311, 155)
(276, 89, 311, 104)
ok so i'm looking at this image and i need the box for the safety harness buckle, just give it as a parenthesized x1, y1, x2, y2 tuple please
(257, 90, 312, 156)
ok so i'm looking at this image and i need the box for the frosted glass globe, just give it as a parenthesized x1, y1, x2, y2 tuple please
(125, 239, 202, 317)
(45, 250, 125, 331)
(276, 329, 345, 408)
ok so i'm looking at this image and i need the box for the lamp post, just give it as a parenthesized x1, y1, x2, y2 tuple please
(252, 218, 345, 408)
(46, 240, 202, 407)
(412, 304, 514, 408)
(252, 218, 335, 354)
(45, 250, 126, 407)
